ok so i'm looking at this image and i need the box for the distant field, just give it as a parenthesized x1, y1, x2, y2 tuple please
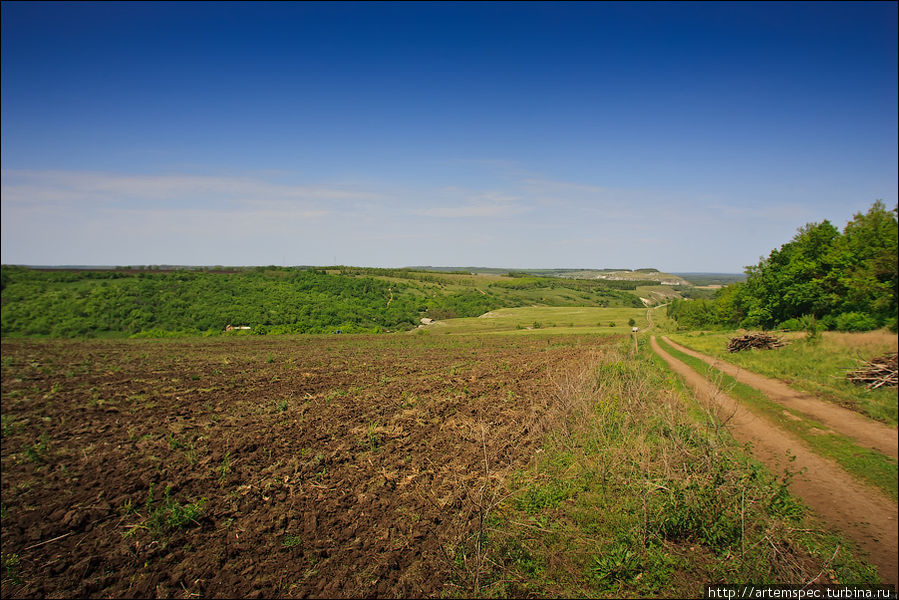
(418, 306, 649, 335)
(671, 272, 747, 286)
(634, 284, 683, 305)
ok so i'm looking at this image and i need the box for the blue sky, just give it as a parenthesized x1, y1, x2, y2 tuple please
(2, 1, 896, 271)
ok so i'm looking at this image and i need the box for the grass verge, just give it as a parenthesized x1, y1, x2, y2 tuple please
(654, 337, 898, 502)
(447, 341, 879, 597)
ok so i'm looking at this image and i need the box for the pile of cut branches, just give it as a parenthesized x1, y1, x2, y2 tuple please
(846, 352, 898, 390)
(727, 333, 787, 352)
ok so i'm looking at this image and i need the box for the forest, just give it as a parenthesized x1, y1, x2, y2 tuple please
(0, 266, 640, 338)
(667, 201, 898, 332)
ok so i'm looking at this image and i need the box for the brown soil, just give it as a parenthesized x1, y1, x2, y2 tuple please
(1, 335, 608, 598)
(651, 336, 898, 585)
(661, 336, 898, 459)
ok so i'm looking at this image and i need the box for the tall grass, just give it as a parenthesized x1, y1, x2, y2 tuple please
(448, 342, 877, 597)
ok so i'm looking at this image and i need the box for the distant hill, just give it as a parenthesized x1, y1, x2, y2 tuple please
(557, 270, 690, 286)
(411, 266, 694, 287)
(1, 265, 643, 338)
(671, 273, 747, 286)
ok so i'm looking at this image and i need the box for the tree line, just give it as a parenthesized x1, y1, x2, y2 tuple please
(667, 201, 898, 332)
(0, 266, 640, 338)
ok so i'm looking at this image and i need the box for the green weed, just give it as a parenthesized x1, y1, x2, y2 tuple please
(590, 542, 642, 585)
(1, 415, 20, 438)
(127, 483, 206, 537)
(362, 421, 382, 451)
(23, 432, 50, 463)
(120, 498, 135, 515)
(218, 452, 232, 484)
(3, 553, 22, 585)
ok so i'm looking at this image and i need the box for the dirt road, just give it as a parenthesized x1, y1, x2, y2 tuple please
(651, 336, 898, 585)
(660, 336, 898, 459)
(645, 304, 667, 330)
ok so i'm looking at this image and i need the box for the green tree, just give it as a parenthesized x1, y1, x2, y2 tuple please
(667, 201, 897, 332)
(827, 201, 897, 324)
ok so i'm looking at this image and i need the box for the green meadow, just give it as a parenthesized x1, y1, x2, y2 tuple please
(420, 306, 650, 335)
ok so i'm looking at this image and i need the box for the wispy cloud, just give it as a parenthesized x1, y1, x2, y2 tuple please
(0, 169, 381, 214)
(522, 178, 608, 196)
(519, 177, 660, 217)
(414, 190, 529, 218)
(0, 166, 790, 271)
(710, 202, 812, 222)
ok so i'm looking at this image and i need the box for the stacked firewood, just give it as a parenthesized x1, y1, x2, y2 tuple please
(726, 333, 787, 352)
(847, 353, 898, 389)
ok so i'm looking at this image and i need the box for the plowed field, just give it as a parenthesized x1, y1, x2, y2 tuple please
(1, 334, 608, 598)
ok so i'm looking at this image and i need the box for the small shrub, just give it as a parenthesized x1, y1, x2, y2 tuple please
(834, 312, 878, 332)
(782, 314, 824, 342)
(819, 314, 837, 330)
(778, 317, 802, 332)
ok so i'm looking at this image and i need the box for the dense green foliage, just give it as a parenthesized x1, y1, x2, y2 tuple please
(1, 267, 404, 336)
(0, 266, 641, 338)
(668, 202, 898, 331)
